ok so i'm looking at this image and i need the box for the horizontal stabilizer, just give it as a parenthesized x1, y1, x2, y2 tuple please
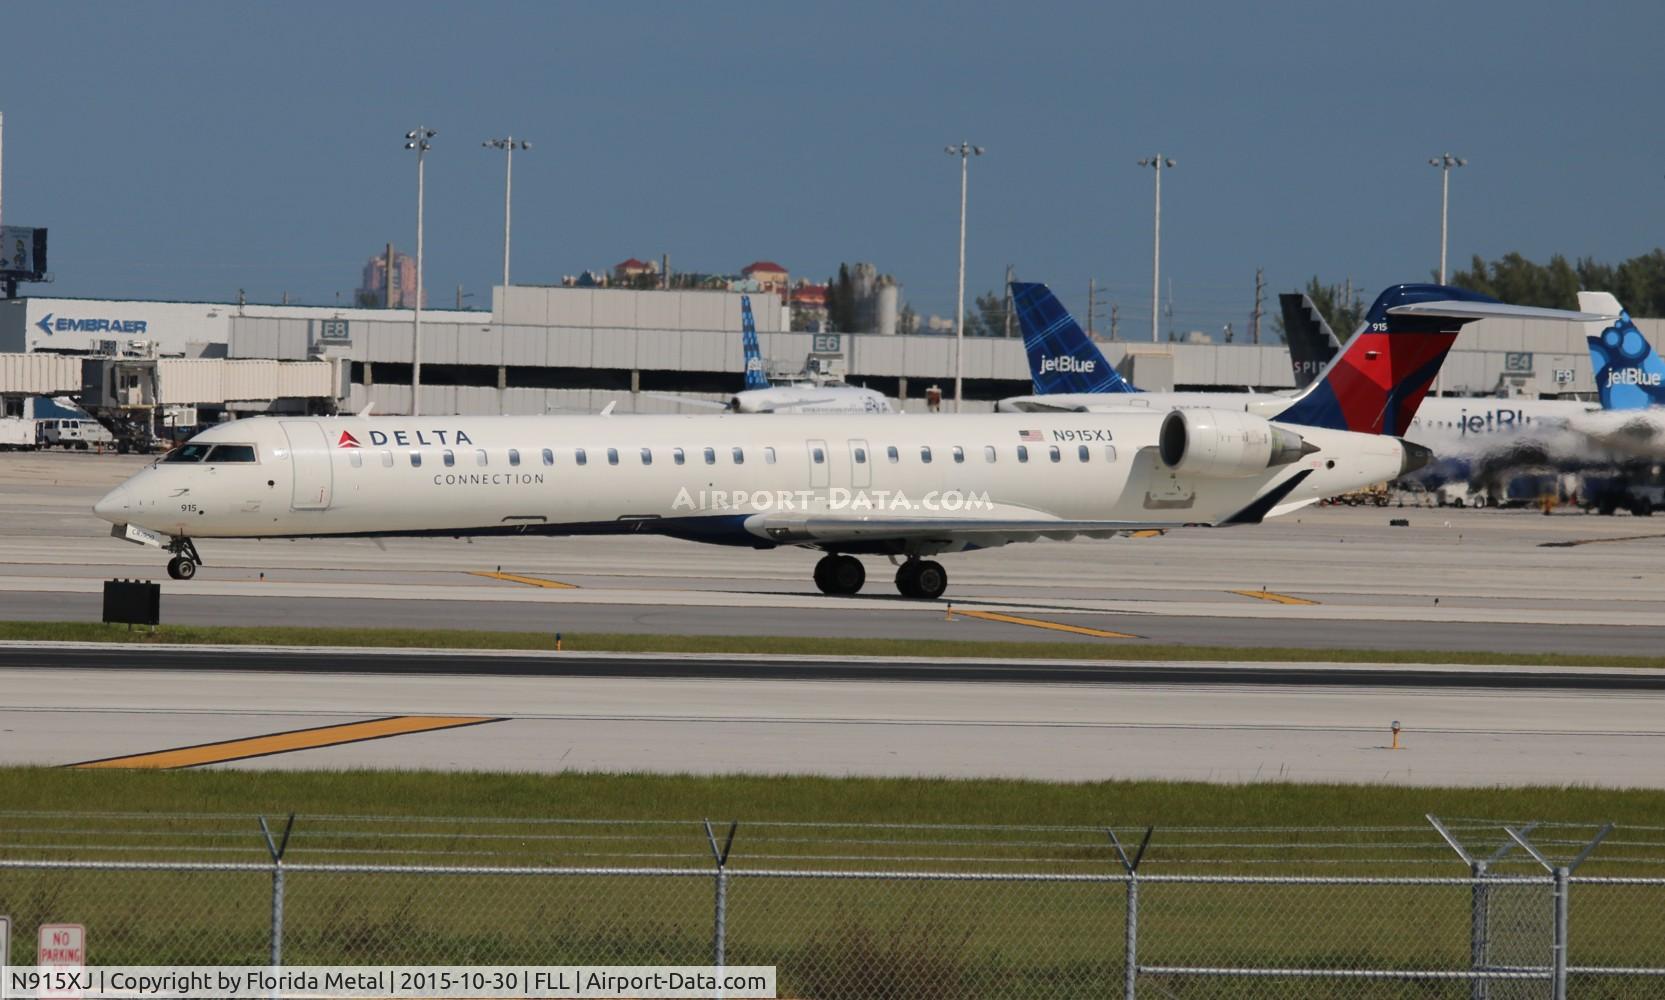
(1386, 301, 1612, 322)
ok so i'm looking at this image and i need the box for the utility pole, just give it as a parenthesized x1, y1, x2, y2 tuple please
(384, 243, 396, 308)
(1110, 302, 1119, 342)
(1249, 267, 1265, 345)
(1087, 279, 1096, 338)
(1138, 155, 1175, 343)
(1429, 153, 1466, 284)
(404, 127, 436, 417)
(945, 141, 983, 412)
(1004, 264, 1014, 338)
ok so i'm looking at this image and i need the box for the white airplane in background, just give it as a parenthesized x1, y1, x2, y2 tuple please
(652, 295, 892, 414)
(94, 407, 1421, 598)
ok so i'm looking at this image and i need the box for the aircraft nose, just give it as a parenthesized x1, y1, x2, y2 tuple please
(93, 484, 132, 523)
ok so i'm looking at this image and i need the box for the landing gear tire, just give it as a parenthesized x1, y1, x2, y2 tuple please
(813, 554, 865, 596)
(167, 556, 197, 581)
(1633, 497, 1654, 517)
(895, 559, 948, 600)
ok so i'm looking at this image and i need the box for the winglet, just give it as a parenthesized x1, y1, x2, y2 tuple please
(356, 401, 375, 417)
(599, 401, 617, 416)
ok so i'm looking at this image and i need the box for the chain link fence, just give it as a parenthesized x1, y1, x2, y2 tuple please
(1, 817, 1663, 998)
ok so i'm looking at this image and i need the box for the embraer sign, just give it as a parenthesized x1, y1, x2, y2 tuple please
(36, 313, 150, 337)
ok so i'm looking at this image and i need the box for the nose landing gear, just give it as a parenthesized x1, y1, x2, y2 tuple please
(166, 538, 203, 581)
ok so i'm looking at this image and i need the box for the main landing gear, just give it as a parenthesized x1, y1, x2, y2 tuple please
(811, 553, 949, 600)
(813, 553, 865, 596)
(166, 538, 203, 581)
(894, 558, 948, 600)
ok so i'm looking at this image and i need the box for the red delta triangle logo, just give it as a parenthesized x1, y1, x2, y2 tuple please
(337, 431, 362, 449)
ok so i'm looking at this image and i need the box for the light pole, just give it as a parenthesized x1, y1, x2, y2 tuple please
(404, 127, 436, 416)
(1429, 153, 1465, 284)
(1137, 155, 1175, 343)
(483, 137, 531, 290)
(945, 141, 982, 412)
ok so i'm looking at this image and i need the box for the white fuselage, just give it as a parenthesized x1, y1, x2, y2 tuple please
(1565, 408, 1665, 459)
(94, 412, 1408, 551)
(999, 391, 1597, 464)
(729, 383, 893, 414)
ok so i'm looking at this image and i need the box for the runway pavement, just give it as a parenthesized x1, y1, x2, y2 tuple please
(3, 647, 1663, 786)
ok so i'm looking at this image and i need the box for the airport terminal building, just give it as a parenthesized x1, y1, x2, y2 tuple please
(1, 286, 1645, 418)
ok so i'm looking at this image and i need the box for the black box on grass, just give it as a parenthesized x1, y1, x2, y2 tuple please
(103, 579, 161, 626)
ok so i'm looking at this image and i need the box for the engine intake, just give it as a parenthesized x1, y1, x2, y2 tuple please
(1159, 409, 1315, 478)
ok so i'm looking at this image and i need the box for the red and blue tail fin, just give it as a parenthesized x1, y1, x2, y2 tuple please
(1011, 282, 1138, 395)
(1272, 284, 1499, 435)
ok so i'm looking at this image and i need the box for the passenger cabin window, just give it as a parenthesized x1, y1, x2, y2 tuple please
(1078, 445, 1090, 463)
(952, 446, 965, 464)
(641, 447, 653, 465)
(348, 451, 363, 469)
(765, 447, 777, 464)
(704, 447, 716, 465)
(887, 446, 899, 463)
(607, 448, 619, 465)
(509, 449, 521, 467)
(542, 448, 554, 466)
(575, 448, 588, 466)
(475, 449, 488, 467)
(812, 447, 826, 464)
(380, 451, 393, 468)
(732, 447, 745, 464)
(920, 446, 933, 464)
(206, 444, 257, 463)
(853, 447, 866, 464)
(1017, 445, 1029, 463)
(1049, 445, 1062, 463)
(443, 450, 456, 467)
(410, 451, 422, 468)
(673, 448, 686, 465)
(984, 445, 997, 463)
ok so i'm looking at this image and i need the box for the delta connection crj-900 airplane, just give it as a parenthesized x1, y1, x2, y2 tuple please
(95, 282, 1553, 598)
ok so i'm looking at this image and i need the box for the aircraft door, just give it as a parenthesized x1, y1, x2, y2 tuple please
(848, 438, 871, 489)
(281, 420, 334, 510)
(806, 438, 829, 490)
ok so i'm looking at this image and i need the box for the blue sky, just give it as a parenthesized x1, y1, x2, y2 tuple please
(2, 0, 1660, 339)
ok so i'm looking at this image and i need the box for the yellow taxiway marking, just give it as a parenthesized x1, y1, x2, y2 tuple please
(1230, 589, 1319, 606)
(954, 609, 1139, 639)
(470, 570, 579, 589)
(71, 716, 503, 770)
(1127, 529, 1166, 539)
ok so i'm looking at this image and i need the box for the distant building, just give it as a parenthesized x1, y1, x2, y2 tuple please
(613, 257, 658, 285)
(790, 280, 829, 331)
(357, 249, 423, 308)
(741, 260, 789, 294)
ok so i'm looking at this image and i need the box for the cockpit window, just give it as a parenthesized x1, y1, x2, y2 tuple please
(163, 444, 212, 463)
(206, 444, 258, 463)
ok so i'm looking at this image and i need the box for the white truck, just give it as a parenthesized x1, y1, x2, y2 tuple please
(0, 417, 35, 450)
(39, 417, 115, 450)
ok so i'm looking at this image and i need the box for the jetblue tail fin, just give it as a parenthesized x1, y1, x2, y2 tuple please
(1010, 282, 1137, 395)
(740, 295, 770, 391)
(1278, 292, 1343, 389)
(1579, 291, 1665, 411)
(1273, 284, 1606, 435)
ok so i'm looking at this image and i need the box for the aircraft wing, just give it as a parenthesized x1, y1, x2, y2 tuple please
(747, 511, 1171, 545)
(642, 392, 730, 411)
(997, 399, 1094, 413)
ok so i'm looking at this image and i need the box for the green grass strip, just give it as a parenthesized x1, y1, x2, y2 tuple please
(0, 619, 1660, 669)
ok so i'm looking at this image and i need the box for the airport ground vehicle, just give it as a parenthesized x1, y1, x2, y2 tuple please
(0, 417, 35, 450)
(39, 417, 115, 450)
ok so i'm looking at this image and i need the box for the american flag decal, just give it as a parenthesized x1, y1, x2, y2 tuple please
(1019, 429, 1043, 442)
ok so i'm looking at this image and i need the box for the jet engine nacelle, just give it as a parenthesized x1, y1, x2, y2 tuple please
(1159, 408, 1314, 478)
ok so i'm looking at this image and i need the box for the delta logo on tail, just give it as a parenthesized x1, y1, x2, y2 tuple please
(1272, 284, 1499, 436)
(1587, 310, 1665, 411)
(1010, 282, 1137, 395)
(337, 431, 362, 448)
